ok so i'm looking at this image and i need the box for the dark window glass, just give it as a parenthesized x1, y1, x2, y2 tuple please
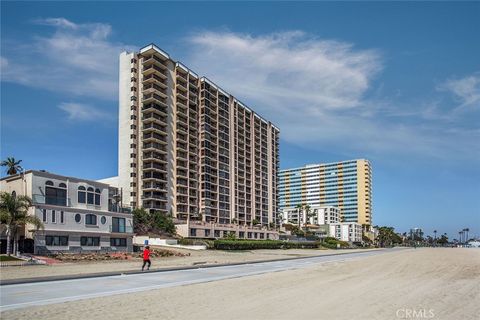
(51, 210, 56, 223)
(80, 237, 100, 246)
(112, 217, 125, 232)
(45, 180, 54, 186)
(101, 216, 107, 224)
(110, 238, 127, 247)
(42, 209, 47, 222)
(45, 186, 67, 206)
(94, 193, 100, 206)
(59, 183, 67, 188)
(60, 211, 64, 223)
(75, 214, 81, 223)
(85, 214, 97, 225)
(87, 192, 94, 204)
(46, 236, 68, 246)
(78, 192, 86, 203)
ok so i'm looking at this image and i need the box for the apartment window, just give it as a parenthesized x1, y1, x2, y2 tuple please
(130, 192, 136, 197)
(130, 163, 137, 168)
(190, 228, 197, 237)
(130, 124, 137, 130)
(260, 233, 265, 239)
(101, 216, 107, 224)
(205, 229, 211, 237)
(130, 172, 136, 177)
(51, 210, 56, 223)
(95, 188, 101, 206)
(130, 68, 137, 73)
(75, 213, 81, 223)
(130, 96, 137, 101)
(247, 232, 252, 239)
(130, 115, 137, 120)
(239, 231, 245, 239)
(110, 238, 127, 247)
(131, 77, 137, 82)
(130, 154, 136, 159)
(112, 217, 126, 233)
(78, 186, 86, 203)
(130, 134, 137, 139)
(214, 230, 220, 238)
(130, 58, 137, 64)
(45, 181, 67, 206)
(130, 87, 137, 92)
(80, 237, 100, 246)
(42, 209, 47, 222)
(130, 144, 137, 149)
(85, 214, 97, 225)
(87, 187, 94, 204)
(46, 236, 68, 246)
(60, 211, 64, 224)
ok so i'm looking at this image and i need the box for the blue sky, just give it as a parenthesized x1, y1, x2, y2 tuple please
(1, 2, 479, 239)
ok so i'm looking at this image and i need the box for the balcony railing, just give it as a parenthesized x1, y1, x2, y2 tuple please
(33, 194, 71, 207)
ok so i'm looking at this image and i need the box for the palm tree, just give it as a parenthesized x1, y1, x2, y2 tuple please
(0, 192, 43, 255)
(433, 230, 437, 247)
(1, 157, 23, 175)
(464, 228, 470, 243)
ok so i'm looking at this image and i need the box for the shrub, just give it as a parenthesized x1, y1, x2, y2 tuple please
(321, 237, 349, 249)
(213, 240, 319, 250)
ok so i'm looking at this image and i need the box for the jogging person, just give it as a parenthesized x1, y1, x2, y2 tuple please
(142, 245, 151, 271)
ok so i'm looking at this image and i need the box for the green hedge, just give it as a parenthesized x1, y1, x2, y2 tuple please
(213, 240, 319, 250)
(321, 238, 349, 249)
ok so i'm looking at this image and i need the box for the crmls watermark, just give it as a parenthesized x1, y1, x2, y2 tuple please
(396, 308, 435, 319)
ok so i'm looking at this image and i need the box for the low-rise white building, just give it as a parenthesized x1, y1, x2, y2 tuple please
(1, 170, 134, 254)
(281, 206, 340, 226)
(329, 223, 363, 243)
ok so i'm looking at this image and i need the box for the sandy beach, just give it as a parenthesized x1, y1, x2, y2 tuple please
(1, 248, 479, 320)
(0, 248, 372, 281)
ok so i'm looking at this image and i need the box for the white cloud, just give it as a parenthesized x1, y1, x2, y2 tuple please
(438, 73, 480, 108)
(188, 31, 381, 110)
(185, 31, 479, 163)
(58, 102, 108, 121)
(1, 18, 135, 100)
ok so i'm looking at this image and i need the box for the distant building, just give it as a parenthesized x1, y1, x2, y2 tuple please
(281, 205, 340, 226)
(279, 159, 372, 225)
(409, 228, 424, 240)
(0, 170, 134, 254)
(330, 223, 363, 243)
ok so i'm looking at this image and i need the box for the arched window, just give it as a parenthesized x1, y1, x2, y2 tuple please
(87, 187, 94, 205)
(85, 214, 97, 225)
(59, 183, 67, 188)
(11, 191, 16, 198)
(94, 188, 101, 206)
(78, 186, 86, 203)
(45, 181, 66, 206)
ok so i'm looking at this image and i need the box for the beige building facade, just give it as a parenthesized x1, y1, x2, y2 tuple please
(117, 44, 280, 228)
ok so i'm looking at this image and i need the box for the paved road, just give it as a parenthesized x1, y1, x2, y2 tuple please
(0, 249, 399, 311)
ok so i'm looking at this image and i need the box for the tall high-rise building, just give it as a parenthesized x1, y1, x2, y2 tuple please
(117, 44, 280, 226)
(278, 159, 372, 225)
